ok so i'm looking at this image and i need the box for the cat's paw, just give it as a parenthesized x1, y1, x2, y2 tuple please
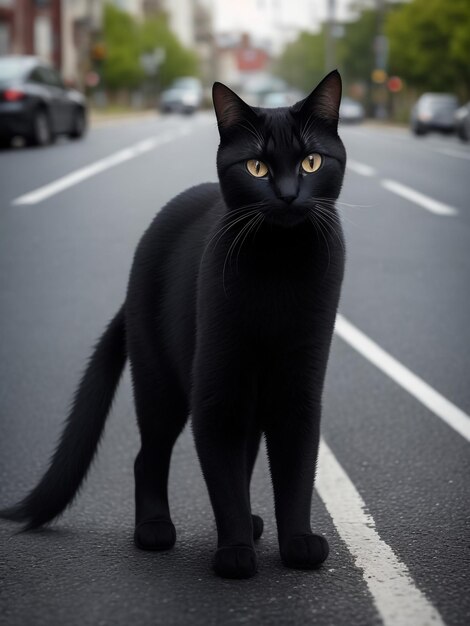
(281, 533, 329, 570)
(213, 545, 258, 579)
(252, 514, 264, 541)
(134, 518, 176, 551)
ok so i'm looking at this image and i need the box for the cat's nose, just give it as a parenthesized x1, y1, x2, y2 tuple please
(276, 179, 298, 204)
(281, 194, 297, 204)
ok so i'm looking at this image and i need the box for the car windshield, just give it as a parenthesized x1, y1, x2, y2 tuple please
(0, 58, 31, 82)
(421, 96, 458, 111)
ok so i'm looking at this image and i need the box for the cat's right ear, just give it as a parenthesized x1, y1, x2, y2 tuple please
(292, 70, 342, 127)
(212, 82, 254, 132)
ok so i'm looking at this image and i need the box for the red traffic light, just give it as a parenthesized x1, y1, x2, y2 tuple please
(387, 76, 403, 93)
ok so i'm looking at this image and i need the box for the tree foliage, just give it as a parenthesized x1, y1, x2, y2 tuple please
(101, 4, 199, 92)
(275, 31, 326, 93)
(140, 15, 199, 88)
(102, 4, 143, 90)
(337, 7, 377, 84)
(386, 0, 470, 97)
(276, 0, 470, 101)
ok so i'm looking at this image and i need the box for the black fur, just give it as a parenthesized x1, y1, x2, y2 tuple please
(1, 71, 346, 579)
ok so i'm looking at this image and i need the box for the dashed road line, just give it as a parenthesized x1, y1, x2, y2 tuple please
(12, 126, 192, 205)
(317, 440, 445, 626)
(433, 147, 470, 161)
(335, 314, 470, 442)
(381, 180, 458, 216)
(346, 155, 461, 217)
(347, 160, 377, 176)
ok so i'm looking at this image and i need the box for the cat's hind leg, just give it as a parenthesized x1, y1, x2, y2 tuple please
(130, 355, 188, 551)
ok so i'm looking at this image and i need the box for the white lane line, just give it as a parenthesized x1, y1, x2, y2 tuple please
(13, 128, 190, 205)
(347, 160, 377, 177)
(433, 147, 470, 161)
(381, 179, 458, 216)
(317, 440, 445, 626)
(335, 314, 470, 442)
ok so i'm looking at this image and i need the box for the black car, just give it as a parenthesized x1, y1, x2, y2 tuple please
(0, 55, 87, 146)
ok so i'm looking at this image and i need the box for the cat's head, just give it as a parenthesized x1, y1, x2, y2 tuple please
(213, 71, 346, 227)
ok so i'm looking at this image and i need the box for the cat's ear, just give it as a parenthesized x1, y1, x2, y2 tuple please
(292, 70, 342, 126)
(212, 82, 254, 132)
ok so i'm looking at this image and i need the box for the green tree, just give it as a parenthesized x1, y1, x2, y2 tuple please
(386, 0, 470, 98)
(101, 4, 199, 93)
(102, 4, 144, 90)
(275, 31, 326, 93)
(338, 7, 377, 85)
(140, 15, 199, 88)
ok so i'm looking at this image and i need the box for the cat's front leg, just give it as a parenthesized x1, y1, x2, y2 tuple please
(192, 351, 258, 579)
(263, 356, 329, 570)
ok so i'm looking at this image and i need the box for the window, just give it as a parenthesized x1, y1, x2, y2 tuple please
(39, 66, 64, 88)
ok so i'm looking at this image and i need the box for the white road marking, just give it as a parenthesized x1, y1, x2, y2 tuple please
(433, 147, 470, 161)
(317, 440, 445, 626)
(13, 128, 191, 205)
(347, 160, 377, 177)
(381, 179, 458, 216)
(335, 314, 470, 442)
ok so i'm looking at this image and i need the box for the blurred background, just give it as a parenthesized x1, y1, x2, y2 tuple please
(1, 3, 469, 626)
(0, 0, 469, 130)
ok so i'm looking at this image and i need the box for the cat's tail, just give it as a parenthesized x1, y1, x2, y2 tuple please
(0, 306, 127, 530)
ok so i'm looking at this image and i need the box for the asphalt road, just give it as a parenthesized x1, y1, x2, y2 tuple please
(0, 112, 469, 626)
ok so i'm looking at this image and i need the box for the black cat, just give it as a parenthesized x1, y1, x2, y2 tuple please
(1, 70, 346, 579)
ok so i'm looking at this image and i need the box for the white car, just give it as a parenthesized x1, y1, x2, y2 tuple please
(339, 97, 365, 123)
(160, 77, 203, 115)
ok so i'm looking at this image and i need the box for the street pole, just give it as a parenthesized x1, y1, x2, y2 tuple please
(373, 0, 388, 119)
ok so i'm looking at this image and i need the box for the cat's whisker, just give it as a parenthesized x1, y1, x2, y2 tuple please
(211, 211, 259, 251)
(222, 214, 260, 296)
(235, 213, 264, 274)
(309, 211, 331, 276)
(313, 207, 346, 255)
(228, 214, 259, 271)
(299, 110, 317, 144)
(309, 199, 356, 229)
(316, 204, 355, 234)
(309, 196, 372, 209)
(200, 201, 270, 273)
(237, 119, 265, 148)
(251, 213, 265, 243)
(199, 210, 259, 268)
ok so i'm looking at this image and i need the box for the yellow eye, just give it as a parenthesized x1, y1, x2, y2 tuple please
(246, 159, 268, 177)
(301, 153, 322, 173)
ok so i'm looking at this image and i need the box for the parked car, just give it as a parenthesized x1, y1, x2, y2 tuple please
(0, 55, 87, 147)
(410, 93, 458, 136)
(455, 102, 470, 142)
(339, 97, 365, 123)
(160, 77, 203, 114)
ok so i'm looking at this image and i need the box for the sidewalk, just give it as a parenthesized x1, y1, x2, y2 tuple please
(90, 108, 159, 127)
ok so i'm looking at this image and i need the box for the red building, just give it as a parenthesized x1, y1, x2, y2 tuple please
(0, 0, 62, 69)
(235, 33, 268, 73)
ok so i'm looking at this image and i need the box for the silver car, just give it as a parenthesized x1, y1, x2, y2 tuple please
(410, 93, 458, 136)
(160, 77, 203, 115)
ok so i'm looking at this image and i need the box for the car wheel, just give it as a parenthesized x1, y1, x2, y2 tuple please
(69, 108, 87, 139)
(412, 124, 426, 136)
(457, 126, 469, 142)
(31, 109, 52, 146)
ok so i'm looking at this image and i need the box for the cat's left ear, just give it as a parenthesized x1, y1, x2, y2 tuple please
(292, 69, 342, 127)
(212, 82, 255, 132)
